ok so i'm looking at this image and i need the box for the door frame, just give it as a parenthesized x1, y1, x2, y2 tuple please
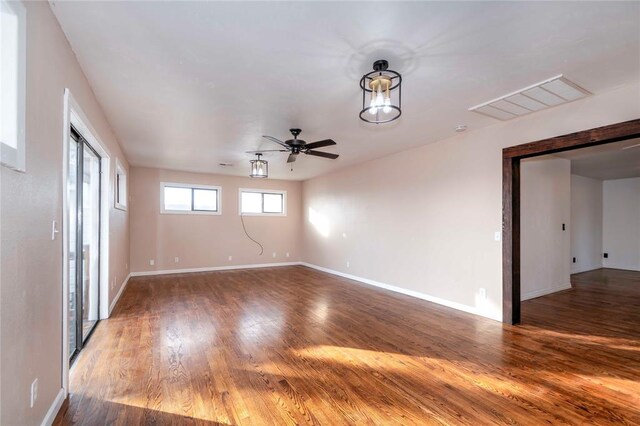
(502, 118, 640, 325)
(69, 127, 103, 360)
(62, 89, 112, 395)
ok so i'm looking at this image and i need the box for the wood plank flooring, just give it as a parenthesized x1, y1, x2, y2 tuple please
(55, 266, 640, 425)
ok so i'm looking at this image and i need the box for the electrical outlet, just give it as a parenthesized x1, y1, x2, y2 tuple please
(562, 223, 566, 231)
(285, 252, 290, 258)
(174, 257, 179, 263)
(573, 257, 576, 263)
(149, 259, 155, 266)
(346, 261, 350, 268)
(479, 288, 487, 299)
(494, 231, 501, 241)
(603, 253, 609, 259)
(272, 252, 276, 258)
(228, 256, 232, 261)
(125, 263, 128, 270)
(30, 378, 38, 408)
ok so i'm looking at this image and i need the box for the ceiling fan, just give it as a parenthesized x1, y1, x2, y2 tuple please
(247, 128, 339, 163)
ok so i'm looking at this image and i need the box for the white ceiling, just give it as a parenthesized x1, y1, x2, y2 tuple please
(50, 1, 640, 180)
(554, 138, 640, 181)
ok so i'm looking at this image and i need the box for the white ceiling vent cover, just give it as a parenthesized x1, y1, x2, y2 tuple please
(469, 75, 591, 121)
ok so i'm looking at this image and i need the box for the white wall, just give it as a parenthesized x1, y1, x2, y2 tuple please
(521, 158, 571, 300)
(603, 177, 640, 271)
(302, 82, 640, 322)
(570, 175, 603, 273)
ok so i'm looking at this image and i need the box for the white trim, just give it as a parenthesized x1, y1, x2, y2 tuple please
(61, 90, 71, 395)
(300, 262, 502, 322)
(61, 89, 112, 395)
(160, 181, 222, 215)
(109, 273, 131, 314)
(129, 262, 502, 321)
(521, 283, 572, 301)
(130, 262, 299, 277)
(40, 388, 65, 426)
(0, 0, 27, 172)
(114, 158, 127, 211)
(69, 103, 112, 321)
(239, 188, 287, 216)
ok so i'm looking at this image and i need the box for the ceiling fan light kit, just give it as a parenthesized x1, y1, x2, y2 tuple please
(359, 59, 402, 124)
(249, 153, 268, 178)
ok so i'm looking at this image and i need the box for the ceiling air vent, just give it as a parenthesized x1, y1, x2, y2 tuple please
(469, 75, 591, 121)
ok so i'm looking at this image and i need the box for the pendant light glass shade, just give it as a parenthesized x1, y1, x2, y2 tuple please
(359, 59, 402, 124)
(249, 153, 268, 178)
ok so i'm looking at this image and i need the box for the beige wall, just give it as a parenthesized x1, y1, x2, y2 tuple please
(521, 157, 571, 300)
(302, 82, 640, 321)
(0, 2, 130, 425)
(129, 167, 301, 273)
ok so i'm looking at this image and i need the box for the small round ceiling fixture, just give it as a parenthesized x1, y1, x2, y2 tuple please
(359, 59, 402, 124)
(249, 153, 268, 178)
(455, 125, 468, 133)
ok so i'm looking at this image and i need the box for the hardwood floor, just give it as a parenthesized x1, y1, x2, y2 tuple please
(55, 266, 640, 425)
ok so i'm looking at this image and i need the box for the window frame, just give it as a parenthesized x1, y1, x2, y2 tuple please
(160, 182, 222, 215)
(0, 0, 27, 172)
(239, 188, 287, 216)
(114, 158, 127, 211)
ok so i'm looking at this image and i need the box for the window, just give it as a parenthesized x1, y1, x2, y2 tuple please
(115, 159, 127, 210)
(160, 182, 221, 214)
(1, 0, 26, 171)
(240, 189, 286, 215)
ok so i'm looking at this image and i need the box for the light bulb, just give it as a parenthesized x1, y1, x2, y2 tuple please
(382, 97, 391, 113)
(375, 92, 384, 107)
(369, 96, 378, 114)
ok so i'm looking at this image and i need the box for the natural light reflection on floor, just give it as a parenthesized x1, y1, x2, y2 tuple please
(104, 397, 232, 424)
(59, 267, 640, 424)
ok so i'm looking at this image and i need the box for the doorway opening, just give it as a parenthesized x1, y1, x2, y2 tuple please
(67, 125, 102, 362)
(502, 119, 640, 324)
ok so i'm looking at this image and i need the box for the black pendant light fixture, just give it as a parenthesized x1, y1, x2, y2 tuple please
(359, 59, 402, 124)
(249, 153, 268, 178)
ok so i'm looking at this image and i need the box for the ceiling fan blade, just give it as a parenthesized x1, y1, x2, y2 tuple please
(287, 153, 298, 163)
(305, 139, 336, 150)
(262, 135, 290, 148)
(245, 149, 288, 153)
(305, 150, 339, 160)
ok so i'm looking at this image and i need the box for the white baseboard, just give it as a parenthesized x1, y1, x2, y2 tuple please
(41, 388, 65, 426)
(128, 261, 503, 322)
(521, 283, 572, 301)
(129, 261, 301, 278)
(300, 262, 502, 322)
(109, 273, 131, 315)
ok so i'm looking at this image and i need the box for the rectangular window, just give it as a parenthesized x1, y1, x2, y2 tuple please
(114, 159, 127, 210)
(240, 189, 286, 215)
(1, 0, 26, 171)
(160, 182, 221, 215)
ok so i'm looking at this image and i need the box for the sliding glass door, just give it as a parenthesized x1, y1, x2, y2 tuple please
(68, 126, 101, 362)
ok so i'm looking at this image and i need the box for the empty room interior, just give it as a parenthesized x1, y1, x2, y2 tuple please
(1, 1, 639, 425)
